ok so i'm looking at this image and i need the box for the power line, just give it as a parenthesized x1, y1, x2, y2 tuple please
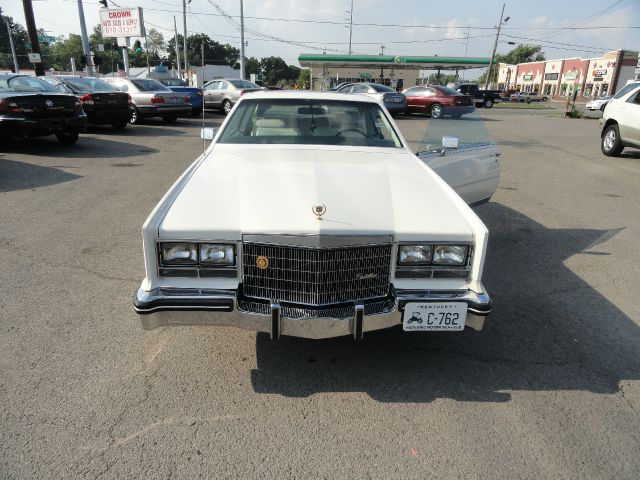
(139, 7, 640, 31)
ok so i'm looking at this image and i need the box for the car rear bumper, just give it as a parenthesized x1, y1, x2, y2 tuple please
(133, 287, 492, 339)
(136, 105, 192, 117)
(85, 108, 132, 124)
(443, 105, 476, 116)
(383, 102, 407, 113)
(0, 115, 87, 136)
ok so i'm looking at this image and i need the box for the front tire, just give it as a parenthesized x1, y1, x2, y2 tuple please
(483, 98, 494, 108)
(129, 106, 141, 125)
(222, 99, 232, 115)
(601, 124, 624, 156)
(55, 132, 79, 145)
(430, 103, 443, 119)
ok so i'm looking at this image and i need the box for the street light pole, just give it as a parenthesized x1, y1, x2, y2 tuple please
(239, 0, 245, 80)
(485, 3, 507, 90)
(174, 16, 181, 76)
(4, 19, 19, 73)
(76, 0, 93, 75)
(182, 0, 188, 81)
(347, 0, 353, 55)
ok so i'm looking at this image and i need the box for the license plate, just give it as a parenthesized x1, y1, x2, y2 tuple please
(393, 97, 401, 103)
(403, 302, 466, 331)
(168, 97, 177, 104)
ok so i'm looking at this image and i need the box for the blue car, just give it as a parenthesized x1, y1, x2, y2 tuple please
(158, 79, 203, 115)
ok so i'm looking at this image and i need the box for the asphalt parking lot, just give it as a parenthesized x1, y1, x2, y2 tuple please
(1, 106, 639, 479)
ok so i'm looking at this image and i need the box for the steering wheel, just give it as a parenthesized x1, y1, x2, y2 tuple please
(336, 128, 367, 138)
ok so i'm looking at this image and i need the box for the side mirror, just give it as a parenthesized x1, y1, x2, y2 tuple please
(442, 136, 459, 149)
(200, 127, 218, 140)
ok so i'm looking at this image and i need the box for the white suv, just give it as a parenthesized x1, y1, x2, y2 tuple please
(600, 81, 640, 156)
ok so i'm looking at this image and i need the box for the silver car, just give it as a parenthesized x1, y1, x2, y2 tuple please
(339, 82, 407, 115)
(103, 78, 191, 124)
(202, 78, 263, 115)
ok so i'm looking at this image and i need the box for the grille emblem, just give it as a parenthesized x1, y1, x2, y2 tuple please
(312, 204, 326, 220)
(356, 272, 377, 280)
(256, 255, 269, 270)
(45, 99, 54, 107)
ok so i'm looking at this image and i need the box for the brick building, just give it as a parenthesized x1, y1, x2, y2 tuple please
(497, 50, 638, 100)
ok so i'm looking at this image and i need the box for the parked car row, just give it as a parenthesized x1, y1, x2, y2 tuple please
(329, 82, 476, 119)
(509, 91, 549, 102)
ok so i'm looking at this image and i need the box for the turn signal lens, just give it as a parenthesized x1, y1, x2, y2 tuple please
(151, 96, 165, 104)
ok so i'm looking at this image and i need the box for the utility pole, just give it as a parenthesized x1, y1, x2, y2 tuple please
(201, 41, 204, 67)
(174, 16, 181, 76)
(76, 0, 93, 75)
(485, 3, 507, 90)
(239, 0, 245, 80)
(144, 24, 151, 77)
(22, 0, 45, 75)
(462, 24, 470, 81)
(347, 0, 354, 55)
(182, 0, 188, 83)
(4, 19, 19, 73)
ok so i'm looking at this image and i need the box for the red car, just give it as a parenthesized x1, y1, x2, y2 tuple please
(403, 85, 475, 119)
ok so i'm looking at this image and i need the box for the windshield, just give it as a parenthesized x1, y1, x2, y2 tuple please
(63, 77, 116, 92)
(418, 110, 491, 153)
(218, 98, 403, 148)
(131, 79, 170, 92)
(436, 86, 462, 96)
(161, 79, 187, 87)
(229, 80, 260, 89)
(369, 84, 395, 93)
(0, 76, 60, 93)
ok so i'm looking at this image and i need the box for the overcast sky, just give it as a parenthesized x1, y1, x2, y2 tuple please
(3, 0, 639, 72)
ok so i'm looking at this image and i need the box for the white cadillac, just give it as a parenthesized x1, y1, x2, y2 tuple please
(133, 91, 501, 339)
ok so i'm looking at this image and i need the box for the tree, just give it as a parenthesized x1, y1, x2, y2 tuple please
(167, 33, 238, 67)
(0, 12, 30, 70)
(297, 69, 310, 88)
(423, 73, 459, 86)
(259, 56, 290, 85)
(145, 28, 165, 59)
(478, 44, 545, 86)
(47, 34, 84, 72)
(244, 56, 260, 77)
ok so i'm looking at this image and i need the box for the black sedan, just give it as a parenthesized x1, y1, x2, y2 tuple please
(41, 76, 132, 130)
(0, 74, 87, 144)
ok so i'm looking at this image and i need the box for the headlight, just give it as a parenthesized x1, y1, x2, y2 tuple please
(398, 245, 431, 265)
(432, 245, 468, 266)
(160, 242, 197, 264)
(200, 244, 235, 266)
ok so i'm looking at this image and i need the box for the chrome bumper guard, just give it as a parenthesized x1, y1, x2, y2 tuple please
(133, 287, 492, 339)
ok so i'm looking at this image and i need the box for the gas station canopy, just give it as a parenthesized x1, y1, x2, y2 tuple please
(298, 54, 491, 70)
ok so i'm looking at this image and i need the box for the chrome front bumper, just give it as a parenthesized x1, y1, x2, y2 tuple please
(133, 287, 492, 339)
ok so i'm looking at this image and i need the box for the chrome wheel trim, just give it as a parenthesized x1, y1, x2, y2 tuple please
(130, 108, 137, 124)
(431, 105, 442, 118)
(603, 129, 616, 151)
(223, 101, 232, 114)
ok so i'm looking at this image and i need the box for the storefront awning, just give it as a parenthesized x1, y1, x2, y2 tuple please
(298, 54, 491, 70)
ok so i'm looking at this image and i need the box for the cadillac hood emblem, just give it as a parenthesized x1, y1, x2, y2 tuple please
(312, 204, 327, 220)
(45, 99, 54, 107)
(256, 255, 269, 270)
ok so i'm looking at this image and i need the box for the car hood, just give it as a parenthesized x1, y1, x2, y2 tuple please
(159, 145, 474, 241)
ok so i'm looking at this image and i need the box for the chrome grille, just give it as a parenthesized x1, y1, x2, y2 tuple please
(242, 242, 392, 306)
